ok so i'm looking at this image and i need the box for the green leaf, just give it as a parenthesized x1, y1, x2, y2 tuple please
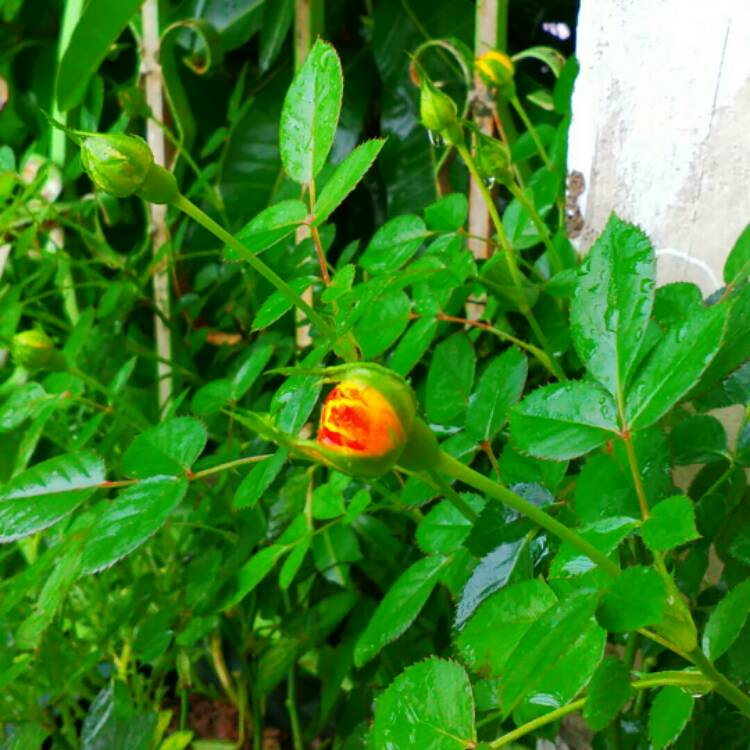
(625, 305, 728, 429)
(648, 686, 694, 750)
(279, 536, 311, 590)
(0, 723, 48, 750)
(455, 538, 532, 628)
(550, 517, 637, 577)
(354, 555, 449, 666)
(499, 590, 599, 715)
(0, 382, 47, 432)
(575, 455, 641, 523)
(81, 685, 157, 750)
(121, 418, 206, 479)
(252, 276, 315, 331)
(426, 333, 475, 425)
(0, 452, 105, 542)
(55, 0, 143, 111)
(279, 39, 343, 184)
(372, 658, 475, 750)
(389, 318, 438, 376)
(259, 0, 293, 72)
(81, 477, 188, 574)
(570, 214, 655, 397)
(510, 382, 619, 460)
(466, 347, 527, 442)
(641, 496, 700, 552)
(416, 495, 483, 555)
(455, 579, 557, 677)
(227, 200, 308, 260)
(424, 193, 468, 232)
(354, 289, 411, 358)
(313, 139, 386, 226)
(724, 223, 750, 285)
(702, 579, 750, 660)
(515, 618, 606, 724)
(359, 214, 427, 274)
(583, 657, 634, 731)
(191, 380, 233, 417)
(596, 566, 667, 632)
(15, 540, 83, 650)
(233, 450, 287, 510)
(671, 414, 727, 464)
(224, 545, 286, 610)
(230, 342, 274, 399)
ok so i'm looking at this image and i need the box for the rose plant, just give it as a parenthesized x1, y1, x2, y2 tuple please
(1, 2, 750, 749)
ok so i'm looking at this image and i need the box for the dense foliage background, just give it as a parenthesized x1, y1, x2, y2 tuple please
(2, 1, 750, 749)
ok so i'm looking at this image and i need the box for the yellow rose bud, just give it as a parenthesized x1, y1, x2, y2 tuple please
(11, 330, 64, 371)
(476, 50, 515, 93)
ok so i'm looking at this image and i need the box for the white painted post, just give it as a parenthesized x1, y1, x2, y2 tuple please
(568, 0, 750, 295)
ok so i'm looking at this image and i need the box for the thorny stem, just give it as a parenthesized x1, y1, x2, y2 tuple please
(486, 670, 715, 748)
(436, 450, 620, 576)
(455, 144, 566, 380)
(173, 194, 335, 341)
(510, 94, 553, 169)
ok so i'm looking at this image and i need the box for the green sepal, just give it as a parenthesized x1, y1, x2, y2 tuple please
(11, 330, 66, 372)
(654, 573, 698, 653)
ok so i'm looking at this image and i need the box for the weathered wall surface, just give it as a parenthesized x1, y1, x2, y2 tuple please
(568, 0, 750, 295)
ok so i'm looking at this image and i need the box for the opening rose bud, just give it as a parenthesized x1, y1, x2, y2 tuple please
(475, 50, 515, 93)
(317, 382, 405, 457)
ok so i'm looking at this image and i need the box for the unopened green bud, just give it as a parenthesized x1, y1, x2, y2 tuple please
(11, 330, 64, 371)
(474, 132, 512, 183)
(80, 133, 154, 197)
(420, 80, 463, 145)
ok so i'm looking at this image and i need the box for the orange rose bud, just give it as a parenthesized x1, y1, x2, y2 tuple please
(318, 382, 405, 458)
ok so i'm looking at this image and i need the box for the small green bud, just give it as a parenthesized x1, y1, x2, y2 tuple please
(420, 80, 463, 145)
(80, 133, 154, 198)
(474, 132, 512, 184)
(11, 330, 64, 371)
(138, 163, 180, 205)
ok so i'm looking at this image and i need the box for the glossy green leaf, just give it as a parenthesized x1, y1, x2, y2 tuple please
(466, 347, 527, 442)
(224, 545, 286, 610)
(0, 723, 48, 750)
(596, 566, 667, 632)
(81, 685, 157, 750)
(0, 382, 47, 432)
(455, 538, 532, 629)
(426, 333, 475, 425)
(424, 193, 468, 232)
(259, 0, 293, 72)
(724, 223, 750, 285)
(231, 342, 274, 399)
(56, 0, 143, 111)
(510, 381, 619, 460)
(253, 276, 315, 330)
(648, 686, 694, 750)
(641, 496, 700, 552)
(279, 536, 311, 590)
(671, 414, 727, 464)
(0, 452, 105, 542)
(372, 658, 475, 750)
(416, 495, 483, 555)
(121, 417, 206, 479)
(500, 590, 599, 715)
(570, 214, 655, 397)
(455, 579, 557, 677)
(515, 618, 606, 724)
(226, 200, 308, 260)
(550, 517, 637, 577)
(313, 139, 386, 226)
(279, 39, 343, 184)
(389, 318, 438, 376)
(359, 214, 427, 274)
(625, 305, 728, 429)
(584, 657, 634, 731)
(81, 477, 188, 574)
(354, 555, 449, 666)
(233, 450, 287, 510)
(354, 289, 411, 358)
(191, 380, 233, 417)
(575, 454, 640, 523)
(702, 579, 750, 660)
